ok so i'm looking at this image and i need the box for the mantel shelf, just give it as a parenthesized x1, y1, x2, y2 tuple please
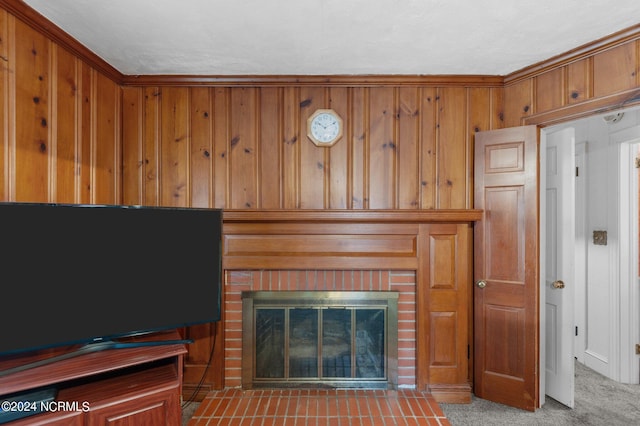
(221, 211, 478, 273)
(223, 209, 482, 224)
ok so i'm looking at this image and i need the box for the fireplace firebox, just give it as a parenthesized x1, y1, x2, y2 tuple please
(242, 291, 398, 389)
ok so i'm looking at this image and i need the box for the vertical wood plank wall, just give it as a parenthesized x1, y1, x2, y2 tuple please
(2, 3, 640, 394)
(0, 10, 121, 204)
(119, 84, 502, 211)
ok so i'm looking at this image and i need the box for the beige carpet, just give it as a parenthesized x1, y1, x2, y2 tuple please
(181, 400, 198, 425)
(440, 361, 640, 425)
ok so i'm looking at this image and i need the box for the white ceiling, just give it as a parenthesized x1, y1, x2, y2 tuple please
(21, 0, 640, 76)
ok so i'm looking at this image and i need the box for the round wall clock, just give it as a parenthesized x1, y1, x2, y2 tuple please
(307, 109, 343, 147)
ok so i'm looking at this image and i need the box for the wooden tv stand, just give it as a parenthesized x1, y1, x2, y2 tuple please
(0, 330, 188, 425)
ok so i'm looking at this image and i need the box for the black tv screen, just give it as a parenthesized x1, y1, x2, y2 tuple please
(0, 202, 222, 356)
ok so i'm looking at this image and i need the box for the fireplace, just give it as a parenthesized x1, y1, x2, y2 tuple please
(218, 211, 477, 402)
(242, 290, 398, 389)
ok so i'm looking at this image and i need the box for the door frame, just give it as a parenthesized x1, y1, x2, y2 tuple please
(612, 125, 640, 383)
(525, 106, 640, 399)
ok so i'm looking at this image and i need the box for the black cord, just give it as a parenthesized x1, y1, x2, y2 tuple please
(181, 330, 217, 408)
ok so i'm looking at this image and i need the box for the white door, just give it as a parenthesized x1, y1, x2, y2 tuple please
(543, 127, 576, 407)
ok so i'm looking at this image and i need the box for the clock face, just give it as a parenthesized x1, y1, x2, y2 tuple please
(308, 109, 342, 146)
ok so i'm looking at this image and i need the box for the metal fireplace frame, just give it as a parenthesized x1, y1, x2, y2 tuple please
(242, 290, 399, 390)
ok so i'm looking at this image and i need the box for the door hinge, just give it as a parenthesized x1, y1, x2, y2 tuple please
(575, 326, 578, 336)
(576, 166, 579, 177)
(636, 344, 640, 355)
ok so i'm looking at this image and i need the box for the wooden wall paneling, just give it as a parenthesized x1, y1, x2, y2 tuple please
(397, 87, 420, 209)
(0, 10, 9, 200)
(351, 88, 367, 209)
(467, 87, 496, 209)
(428, 225, 458, 380)
(14, 19, 49, 202)
(566, 58, 592, 105)
(282, 87, 299, 209)
(142, 87, 160, 205)
(159, 87, 189, 207)
(183, 86, 224, 394)
(184, 87, 224, 392)
(78, 62, 92, 205)
(419, 88, 437, 209)
(182, 321, 222, 399)
(416, 224, 429, 390)
(52, 46, 75, 203)
(467, 88, 491, 136)
(508, 31, 640, 126)
(436, 87, 467, 209)
(428, 226, 460, 373)
(593, 42, 637, 98)
(368, 87, 396, 209)
(53, 47, 94, 205)
(424, 223, 471, 402)
(431, 311, 456, 366)
(213, 87, 229, 208)
(121, 87, 143, 205)
(190, 87, 213, 208)
(490, 88, 504, 131)
(503, 79, 533, 127)
(463, 222, 474, 392)
(299, 86, 326, 209)
(228, 88, 257, 209)
(258, 87, 283, 209)
(92, 72, 120, 204)
(535, 68, 564, 113)
(328, 87, 349, 209)
(181, 87, 226, 393)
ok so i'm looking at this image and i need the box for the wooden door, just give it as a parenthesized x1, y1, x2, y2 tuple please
(474, 126, 539, 411)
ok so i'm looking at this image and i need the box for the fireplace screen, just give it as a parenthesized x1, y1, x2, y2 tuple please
(242, 291, 398, 389)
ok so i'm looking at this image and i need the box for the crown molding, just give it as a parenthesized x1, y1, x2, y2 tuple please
(120, 74, 504, 87)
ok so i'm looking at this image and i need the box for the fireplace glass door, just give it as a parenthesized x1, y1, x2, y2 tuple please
(243, 291, 398, 389)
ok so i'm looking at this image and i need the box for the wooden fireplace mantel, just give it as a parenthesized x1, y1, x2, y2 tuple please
(223, 209, 483, 224)
(222, 208, 481, 271)
(214, 208, 480, 403)
(222, 209, 482, 271)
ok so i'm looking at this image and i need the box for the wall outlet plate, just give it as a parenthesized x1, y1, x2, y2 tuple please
(593, 230, 607, 245)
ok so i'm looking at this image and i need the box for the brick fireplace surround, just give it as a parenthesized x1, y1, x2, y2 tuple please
(219, 209, 479, 403)
(225, 269, 415, 388)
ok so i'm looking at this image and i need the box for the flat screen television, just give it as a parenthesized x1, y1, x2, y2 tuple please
(0, 202, 222, 368)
